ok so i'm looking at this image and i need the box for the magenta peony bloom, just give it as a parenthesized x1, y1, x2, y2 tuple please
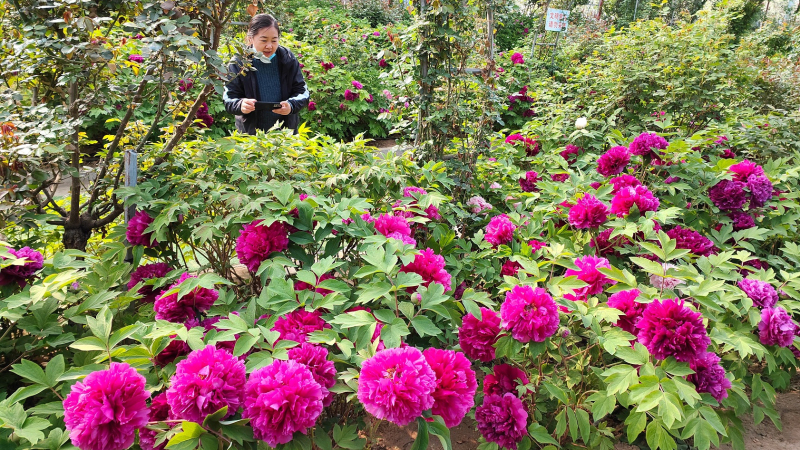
(379, 59, 388, 68)
(728, 211, 755, 230)
(423, 348, 477, 427)
(629, 132, 668, 157)
(236, 219, 290, 272)
(321, 61, 334, 71)
(403, 186, 428, 197)
(351, 80, 363, 89)
(666, 226, 715, 257)
(140, 393, 169, 450)
(607, 289, 645, 334)
(738, 278, 778, 308)
(476, 393, 528, 450)
(344, 89, 358, 101)
(551, 173, 570, 182)
(459, 307, 501, 362)
(729, 160, 764, 182)
(387, 231, 416, 246)
(636, 299, 710, 362)
(568, 194, 609, 229)
(153, 325, 194, 367)
(374, 213, 412, 238)
(596, 146, 631, 177)
(687, 352, 731, 402)
(399, 248, 452, 292)
(519, 171, 539, 192)
(272, 309, 330, 343)
(611, 185, 660, 217)
(154, 273, 218, 322)
(128, 263, 170, 303)
(128, 54, 144, 63)
(500, 285, 560, 343)
(510, 52, 524, 64)
(610, 175, 641, 193)
(357, 347, 437, 426)
(288, 343, 337, 406)
(295, 272, 335, 296)
(747, 175, 773, 207)
(166, 345, 246, 423)
(565, 256, 616, 297)
(560, 144, 581, 165)
(501, 260, 522, 277)
(483, 364, 529, 396)
(708, 180, 748, 210)
(590, 228, 631, 257)
(127, 211, 158, 247)
(308, 101, 317, 111)
(244, 360, 324, 446)
(505, 134, 540, 156)
(529, 239, 546, 252)
(63, 363, 150, 450)
(485, 214, 516, 247)
(0, 246, 44, 287)
(758, 307, 798, 347)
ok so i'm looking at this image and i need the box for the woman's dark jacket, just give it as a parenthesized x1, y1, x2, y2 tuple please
(222, 46, 309, 134)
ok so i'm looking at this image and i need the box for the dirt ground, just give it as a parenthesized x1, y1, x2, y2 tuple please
(373, 391, 800, 450)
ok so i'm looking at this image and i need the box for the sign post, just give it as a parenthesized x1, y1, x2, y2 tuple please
(530, 8, 570, 70)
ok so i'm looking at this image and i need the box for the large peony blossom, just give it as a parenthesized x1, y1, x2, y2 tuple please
(235, 220, 290, 272)
(485, 214, 517, 247)
(126, 211, 158, 247)
(357, 347, 437, 426)
(128, 263, 171, 303)
(728, 211, 755, 231)
(611, 185, 660, 217)
(0, 246, 44, 287)
(166, 345, 247, 423)
(729, 160, 764, 182)
(708, 180, 748, 210)
(501, 260, 522, 277)
(688, 352, 732, 403)
(561, 144, 582, 165)
(758, 307, 798, 347)
(483, 364, 530, 396)
(244, 360, 324, 446)
(666, 226, 716, 257)
(423, 348, 477, 427)
(288, 343, 338, 407)
(607, 289, 646, 335)
(476, 393, 528, 450)
(519, 171, 540, 192)
(140, 393, 170, 450)
(153, 273, 218, 322)
(738, 278, 778, 308)
(459, 307, 501, 362)
(747, 174, 773, 207)
(568, 194, 609, 229)
(610, 175, 641, 193)
(399, 248, 452, 292)
(271, 309, 330, 343)
(510, 52, 524, 64)
(629, 132, 668, 157)
(374, 213, 413, 239)
(565, 256, 616, 297)
(596, 146, 631, 177)
(63, 363, 150, 450)
(636, 299, 710, 362)
(500, 285, 560, 343)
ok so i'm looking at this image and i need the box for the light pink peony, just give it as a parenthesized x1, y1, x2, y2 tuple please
(611, 185, 660, 217)
(422, 348, 477, 427)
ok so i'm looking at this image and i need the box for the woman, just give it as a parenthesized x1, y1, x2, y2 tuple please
(223, 14, 309, 134)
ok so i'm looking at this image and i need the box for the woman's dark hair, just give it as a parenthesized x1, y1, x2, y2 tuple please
(247, 13, 281, 37)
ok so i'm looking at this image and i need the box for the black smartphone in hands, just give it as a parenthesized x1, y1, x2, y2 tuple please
(254, 101, 283, 111)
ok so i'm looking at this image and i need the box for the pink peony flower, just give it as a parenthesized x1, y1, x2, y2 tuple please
(629, 132, 668, 157)
(476, 393, 528, 450)
(565, 256, 616, 297)
(758, 307, 798, 347)
(636, 299, 710, 362)
(400, 248, 452, 292)
(388, 232, 416, 246)
(374, 213, 412, 238)
(128, 54, 144, 63)
(590, 228, 631, 257)
(308, 101, 317, 111)
(666, 226, 715, 257)
(483, 364, 529, 396)
(344, 89, 359, 101)
(288, 343, 337, 406)
(611, 185, 660, 217)
(357, 347, 437, 426)
(551, 173, 570, 182)
(128, 263, 171, 303)
(529, 239, 547, 252)
(510, 52, 524, 64)
(500, 285, 560, 343)
(236, 220, 290, 272)
(607, 289, 645, 335)
(271, 309, 330, 343)
(501, 260, 522, 276)
(729, 160, 764, 182)
(0, 246, 44, 287)
(154, 273, 218, 322)
(139, 393, 169, 450)
(747, 175, 773, 207)
(687, 352, 731, 402)
(596, 146, 631, 177)
(560, 144, 581, 165)
(423, 348, 477, 427)
(649, 263, 685, 291)
(505, 134, 539, 156)
(728, 211, 755, 230)
(708, 180, 747, 210)
(568, 194, 609, 229)
(351, 80, 363, 89)
(244, 360, 324, 446)
(610, 175, 641, 193)
(321, 61, 334, 71)
(738, 278, 778, 308)
(485, 214, 516, 247)
(63, 363, 150, 450)
(166, 345, 246, 423)
(467, 196, 493, 214)
(519, 171, 539, 192)
(459, 307, 501, 362)
(127, 211, 158, 247)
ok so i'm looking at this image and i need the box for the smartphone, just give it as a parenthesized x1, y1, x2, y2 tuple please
(254, 101, 283, 111)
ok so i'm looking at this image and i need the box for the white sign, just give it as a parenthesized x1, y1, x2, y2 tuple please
(545, 8, 570, 32)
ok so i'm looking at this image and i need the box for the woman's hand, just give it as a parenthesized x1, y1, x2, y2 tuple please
(240, 99, 256, 114)
(274, 101, 292, 115)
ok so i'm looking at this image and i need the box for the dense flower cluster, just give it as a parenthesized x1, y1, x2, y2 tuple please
(236, 220, 290, 272)
(568, 194, 609, 229)
(459, 307, 501, 362)
(272, 309, 330, 343)
(565, 256, 616, 298)
(596, 146, 631, 177)
(423, 348, 477, 427)
(636, 299, 710, 362)
(127, 211, 158, 247)
(154, 273, 218, 322)
(128, 263, 171, 303)
(399, 248, 452, 292)
(738, 278, 778, 308)
(519, 171, 539, 192)
(611, 185, 660, 216)
(629, 132, 668, 157)
(666, 226, 716, 256)
(485, 214, 516, 247)
(500, 285, 560, 343)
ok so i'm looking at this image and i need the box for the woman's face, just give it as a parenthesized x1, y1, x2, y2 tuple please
(250, 26, 279, 58)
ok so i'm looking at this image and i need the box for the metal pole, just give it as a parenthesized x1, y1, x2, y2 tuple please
(633, 0, 640, 20)
(124, 149, 138, 263)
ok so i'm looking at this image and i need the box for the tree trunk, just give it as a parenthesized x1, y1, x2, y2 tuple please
(62, 215, 93, 252)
